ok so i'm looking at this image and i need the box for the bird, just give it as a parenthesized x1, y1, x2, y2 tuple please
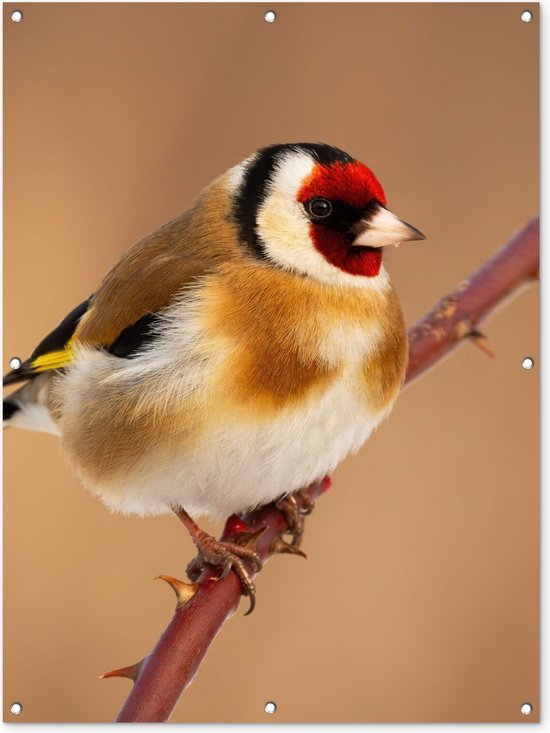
(4, 142, 425, 610)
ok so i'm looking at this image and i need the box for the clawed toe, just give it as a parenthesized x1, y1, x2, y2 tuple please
(185, 532, 262, 614)
(275, 488, 315, 546)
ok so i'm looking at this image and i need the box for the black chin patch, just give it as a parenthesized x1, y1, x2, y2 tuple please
(233, 142, 355, 259)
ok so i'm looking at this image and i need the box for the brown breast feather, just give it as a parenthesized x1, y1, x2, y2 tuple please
(201, 263, 408, 416)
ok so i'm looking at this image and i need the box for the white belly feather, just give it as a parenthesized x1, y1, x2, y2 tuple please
(95, 368, 386, 519)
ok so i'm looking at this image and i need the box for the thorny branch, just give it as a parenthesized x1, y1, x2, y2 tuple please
(101, 216, 539, 723)
(406, 216, 539, 384)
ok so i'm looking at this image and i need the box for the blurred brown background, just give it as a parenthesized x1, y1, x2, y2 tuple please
(3, 2, 539, 723)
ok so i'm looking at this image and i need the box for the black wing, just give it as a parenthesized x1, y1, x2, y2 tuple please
(106, 313, 162, 358)
(4, 298, 162, 387)
(3, 298, 92, 386)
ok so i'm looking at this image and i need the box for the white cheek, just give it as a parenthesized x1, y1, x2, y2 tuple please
(254, 149, 346, 282)
(256, 195, 390, 291)
(268, 150, 314, 195)
(256, 192, 314, 270)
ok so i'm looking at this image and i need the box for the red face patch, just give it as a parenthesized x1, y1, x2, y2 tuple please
(297, 161, 387, 278)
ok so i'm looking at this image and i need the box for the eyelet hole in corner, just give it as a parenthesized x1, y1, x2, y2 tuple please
(520, 702, 533, 716)
(264, 10, 277, 23)
(264, 700, 277, 714)
(9, 356, 22, 370)
(522, 356, 535, 370)
(10, 9, 23, 22)
(520, 9, 533, 22)
(10, 702, 23, 715)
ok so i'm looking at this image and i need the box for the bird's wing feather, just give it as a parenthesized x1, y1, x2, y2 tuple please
(105, 312, 163, 358)
(73, 181, 240, 346)
(3, 180, 241, 386)
(3, 298, 92, 385)
(3, 249, 202, 386)
(3, 246, 204, 386)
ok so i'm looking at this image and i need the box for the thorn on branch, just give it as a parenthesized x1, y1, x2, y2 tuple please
(156, 575, 198, 608)
(238, 526, 268, 551)
(272, 537, 307, 558)
(99, 660, 144, 683)
(468, 328, 495, 358)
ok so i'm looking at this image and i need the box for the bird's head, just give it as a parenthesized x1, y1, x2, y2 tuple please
(228, 142, 425, 285)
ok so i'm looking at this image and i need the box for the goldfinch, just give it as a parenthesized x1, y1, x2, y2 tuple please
(4, 142, 424, 606)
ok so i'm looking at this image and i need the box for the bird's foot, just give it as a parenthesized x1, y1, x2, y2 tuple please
(275, 488, 315, 547)
(185, 526, 263, 614)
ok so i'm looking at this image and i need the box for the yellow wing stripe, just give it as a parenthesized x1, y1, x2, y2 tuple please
(31, 339, 77, 373)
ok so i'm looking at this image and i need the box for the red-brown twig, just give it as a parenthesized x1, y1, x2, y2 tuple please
(406, 216, 539, 384)
(104, 216, 539, 723)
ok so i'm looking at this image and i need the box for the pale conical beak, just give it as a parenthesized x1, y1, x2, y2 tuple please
(352, 203, 426, 248)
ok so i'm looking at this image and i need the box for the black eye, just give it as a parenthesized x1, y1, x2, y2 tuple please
(306, 197, 332, 219)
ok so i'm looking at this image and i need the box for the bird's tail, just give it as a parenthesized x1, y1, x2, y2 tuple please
(3, 394, 20, 424)
(3, 376, 60, 435)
